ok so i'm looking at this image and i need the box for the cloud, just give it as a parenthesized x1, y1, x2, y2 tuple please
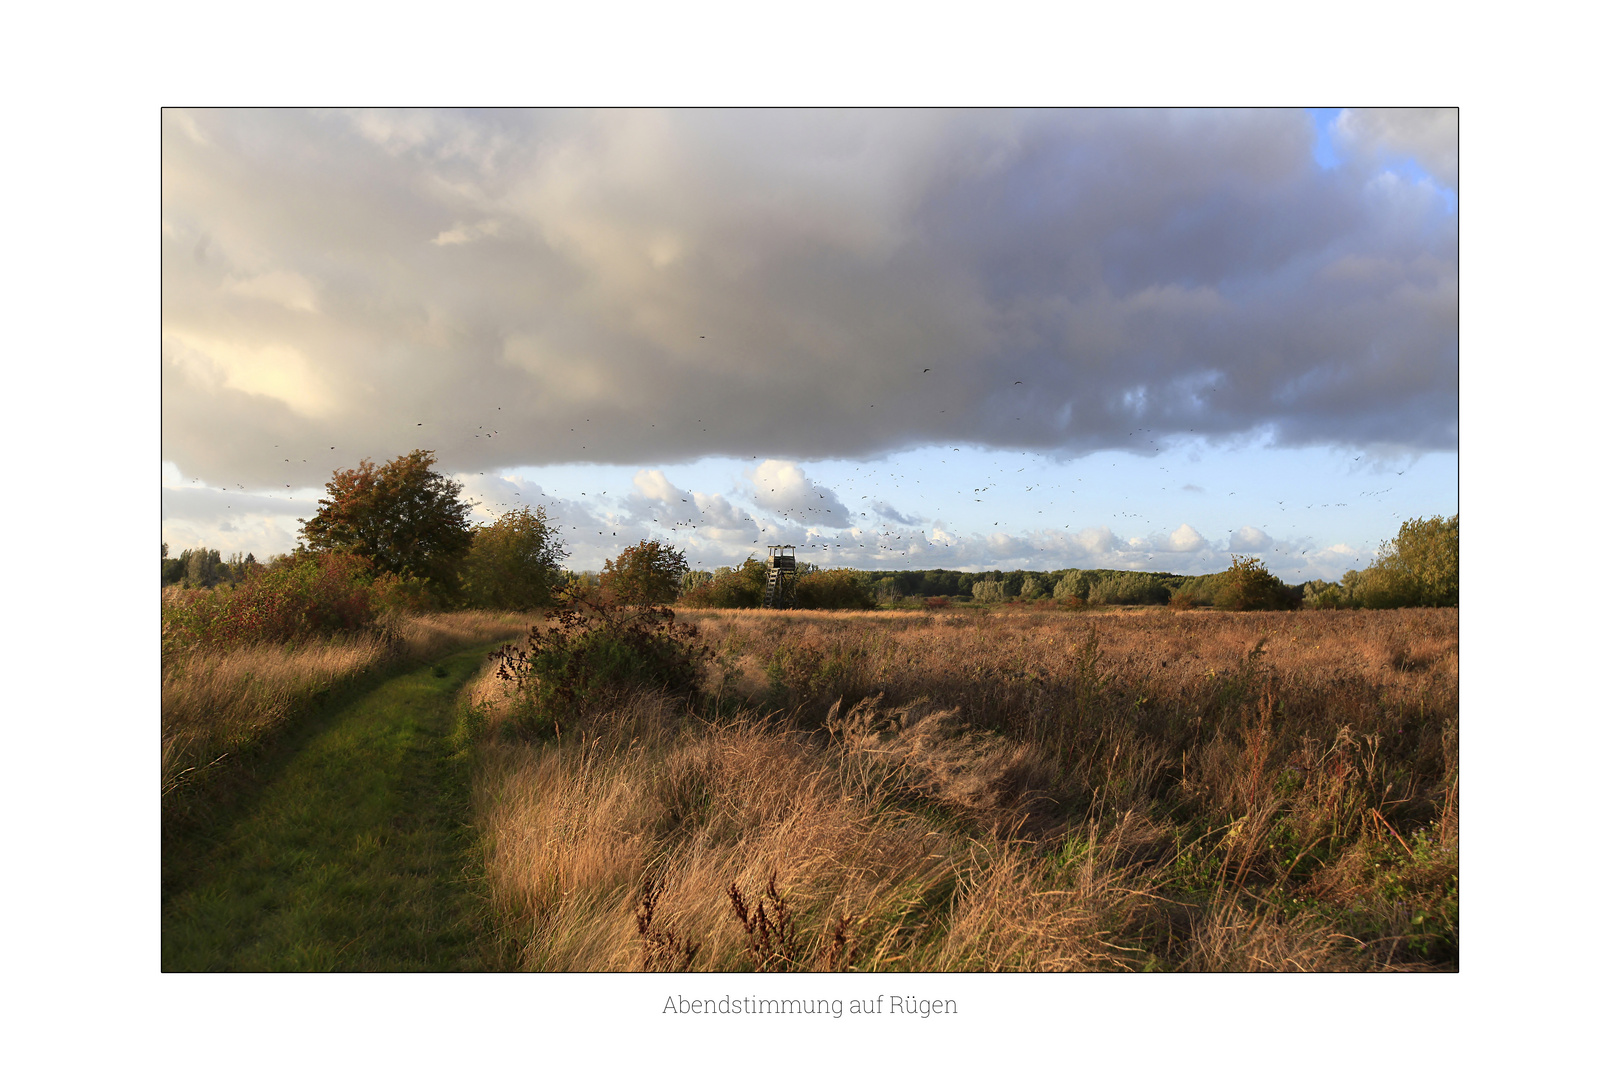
(161, 108, 1457, 496)
(748, 459, 853, 526)
(691, 491, 759, 537)
(632, 468, 684, 504)
(224, 270, 321, 312)
(869, 500, 922, 525)
(1159, 523, 1208, 552)
(1228, 526, 1273, 552)
(1333, 107, 1457, 191)
(431, 219, 501, 246)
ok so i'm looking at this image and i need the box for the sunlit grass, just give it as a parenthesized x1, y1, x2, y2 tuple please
(467, 606, 1457, 971)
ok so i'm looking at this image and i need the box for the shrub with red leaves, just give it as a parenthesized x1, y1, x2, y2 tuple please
(162, 551, 379, 655)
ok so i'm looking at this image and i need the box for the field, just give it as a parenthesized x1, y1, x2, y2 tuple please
(463, 604, 1458, 972)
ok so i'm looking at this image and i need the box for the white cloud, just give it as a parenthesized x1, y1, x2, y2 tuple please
(1229, 526, 1272, 551)
(692, 491, 758, 537)
(632, 468, 684, 504)
(749, 459, 852, 526)
(1160, 523, 1208, 552)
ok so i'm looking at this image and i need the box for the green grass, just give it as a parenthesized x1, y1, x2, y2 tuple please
(162, 645, 510, 971)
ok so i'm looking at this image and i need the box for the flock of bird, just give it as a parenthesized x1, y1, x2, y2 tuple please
(174, 356, 1418, 574)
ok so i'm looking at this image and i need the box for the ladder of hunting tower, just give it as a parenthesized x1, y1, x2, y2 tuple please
(764, 545, 796, 609)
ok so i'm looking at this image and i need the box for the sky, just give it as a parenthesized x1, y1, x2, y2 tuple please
(161, 107, 1458, 583)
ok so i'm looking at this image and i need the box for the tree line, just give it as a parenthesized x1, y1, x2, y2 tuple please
(163, 450, 1457, 615)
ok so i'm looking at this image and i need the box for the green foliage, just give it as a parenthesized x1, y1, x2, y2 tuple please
(971, 579, 1006, 603)
(164, 547, 260, 589)
(1087, 570, 1170, 606)
(1370, 514, 1459, 608)
(1019, 575, 1049, 600)
(680, 558, 767, 608)
(1168, 573, 1222, 608)
(459, 507, 566, 611)
(602, 539, 689, 607)
(298, 450, 473, 594)
(679, 569, 714, 595)
(492, 588, 711, 739)
(1301, 515, 1459, 610)
(794, 568, 875, 610)
(1051, 569, 1089, 603)
(1302, 580, 1349, 610)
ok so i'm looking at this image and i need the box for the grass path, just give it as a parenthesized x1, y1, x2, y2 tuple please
(162, 644, 509, 971)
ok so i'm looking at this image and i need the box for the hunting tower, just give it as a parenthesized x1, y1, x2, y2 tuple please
(763, 545, 797, 609)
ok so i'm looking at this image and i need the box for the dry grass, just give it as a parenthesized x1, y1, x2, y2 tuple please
(467, 605, 1458, 971)
(162, 608, 533, 819)
(469, 688, 1151, 971)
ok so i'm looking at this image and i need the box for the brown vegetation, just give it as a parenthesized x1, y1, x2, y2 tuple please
(463, 605, 1459, 971)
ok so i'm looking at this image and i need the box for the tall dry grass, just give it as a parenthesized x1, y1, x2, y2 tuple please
(466, 606, 1458, 971)
(162, 608, 533, 822)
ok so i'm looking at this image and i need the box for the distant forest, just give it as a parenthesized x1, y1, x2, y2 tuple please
(164, 514, 1457, 613)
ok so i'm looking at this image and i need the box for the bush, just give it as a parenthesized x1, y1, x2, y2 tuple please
(161, 551, 378, 656)
(491, 588, 711, 739)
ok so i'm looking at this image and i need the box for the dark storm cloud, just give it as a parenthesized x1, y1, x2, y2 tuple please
(162, 108, 1456, 491)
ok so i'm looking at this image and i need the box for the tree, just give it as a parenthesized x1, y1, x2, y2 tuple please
(162, 542, 186, 587)
(460, 507, 567, 610)
(298, 450, 473, 593)
(184, 547, 227, 588)
(601, 539, 689, 606)
(1375, 514, 1459, 607)
(1215, 556, 1298, 611)
(972, 580, 1006, 603)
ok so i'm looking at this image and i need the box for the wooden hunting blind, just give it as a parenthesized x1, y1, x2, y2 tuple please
(764, 545, 797, 609)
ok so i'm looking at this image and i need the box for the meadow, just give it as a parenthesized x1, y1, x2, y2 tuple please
(463, 603, 1458, 972)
